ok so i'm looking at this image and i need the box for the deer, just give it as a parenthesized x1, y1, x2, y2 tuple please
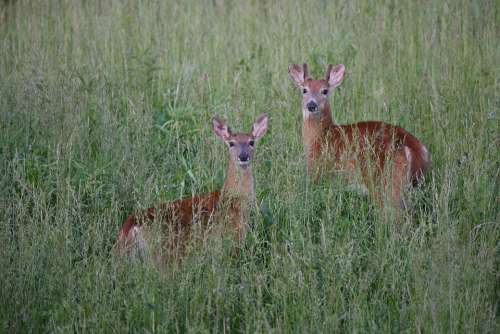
(288, 63, 430, 210)
(116, 115, 269, 260)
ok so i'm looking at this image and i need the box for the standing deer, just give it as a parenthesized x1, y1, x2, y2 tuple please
(288, 63, 430, 209)
(116, 115, 268, 259)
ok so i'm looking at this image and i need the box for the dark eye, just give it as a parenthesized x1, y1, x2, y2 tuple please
(302, 88, 308, 94)
(228, 142, 235, 147)
(249, 140, 255, 147)
(322, 89, 328, 95)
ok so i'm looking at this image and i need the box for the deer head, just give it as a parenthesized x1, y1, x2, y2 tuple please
(213, 115, 268, 170)
(288, 63, 345, 119)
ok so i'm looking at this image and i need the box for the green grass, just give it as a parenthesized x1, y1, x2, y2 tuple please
(0, 0, 498, 332)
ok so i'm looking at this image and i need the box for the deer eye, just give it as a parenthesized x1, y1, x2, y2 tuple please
(249, 140, 255, 147)
(302, 88, 308, 94)
(322, 89, 328, 95)
(228, 142, 235, 147)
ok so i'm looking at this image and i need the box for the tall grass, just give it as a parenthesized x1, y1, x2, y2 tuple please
(0, 0, 498, 332)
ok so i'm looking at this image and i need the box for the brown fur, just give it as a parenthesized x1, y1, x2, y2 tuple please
(116, 190, 222, 255)
(290, 63, 430, 208)
(115, 115, 268, 260)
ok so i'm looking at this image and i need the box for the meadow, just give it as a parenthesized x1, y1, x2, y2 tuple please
(0, 0, 498, 332)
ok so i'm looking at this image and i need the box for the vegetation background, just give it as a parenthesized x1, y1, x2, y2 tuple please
(0, 0, 498, 332)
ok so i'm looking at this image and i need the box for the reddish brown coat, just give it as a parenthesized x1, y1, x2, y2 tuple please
(305, 119, 430, 186)
(116, 190, 222, 252)
(290, 63, 430, 208)
(115, 115, 269, 259)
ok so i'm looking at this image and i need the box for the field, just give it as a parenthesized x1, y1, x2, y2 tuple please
(0, 0, 498, 332)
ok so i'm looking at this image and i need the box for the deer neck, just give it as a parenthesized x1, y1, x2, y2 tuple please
(222, 159, 255, 201)
(302, 102, 336, 153)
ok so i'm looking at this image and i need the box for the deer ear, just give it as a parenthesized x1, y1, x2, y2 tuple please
(213, 116, 231, 141)
(326, 64, 345, 88)
(251, 114, 268, 139)
(288, 63, 307, 87)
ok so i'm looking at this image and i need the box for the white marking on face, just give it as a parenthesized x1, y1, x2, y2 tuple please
(238, 160, 250, 169)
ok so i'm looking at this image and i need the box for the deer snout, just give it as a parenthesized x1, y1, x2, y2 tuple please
(306, 101, 318, 112)
(238, 152, 250, 162)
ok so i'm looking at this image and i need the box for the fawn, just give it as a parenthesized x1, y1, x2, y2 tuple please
(116, 115, 269, 259)
(288, 63, 430, 209)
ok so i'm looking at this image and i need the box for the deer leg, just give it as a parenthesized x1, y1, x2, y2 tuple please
(392, 147, 412, 210)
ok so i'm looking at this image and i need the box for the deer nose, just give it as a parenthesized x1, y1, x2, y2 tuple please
(306, 101, 318, 112)
(238, 153, 250, 162)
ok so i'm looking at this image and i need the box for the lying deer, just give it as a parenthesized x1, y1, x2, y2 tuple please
(116, 115, 268, 259)
(288, 63, 430, 209)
